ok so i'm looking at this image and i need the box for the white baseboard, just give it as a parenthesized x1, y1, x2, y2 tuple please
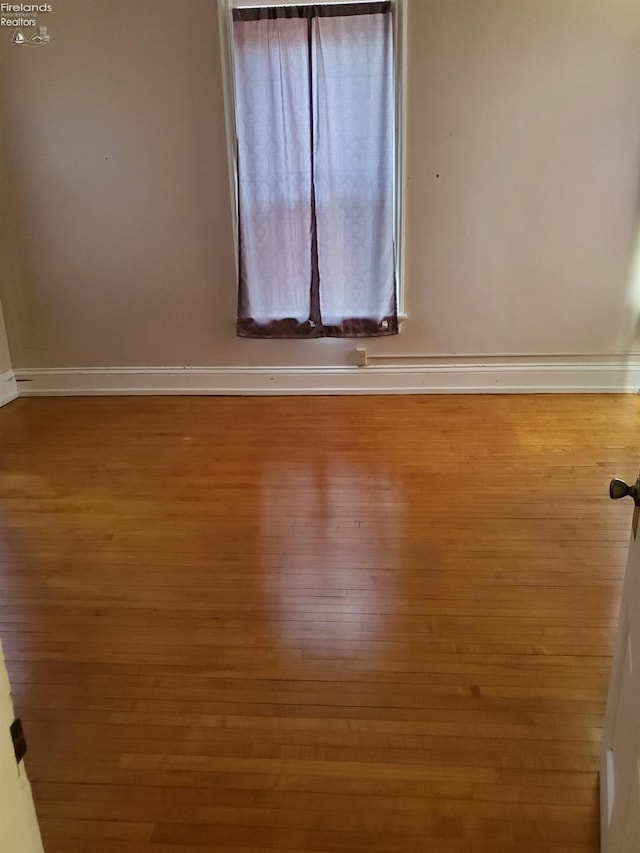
(13, 358, 640, 396)
(0, 370, 18, 407)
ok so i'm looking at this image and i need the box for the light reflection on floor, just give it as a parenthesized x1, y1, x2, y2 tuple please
(260, 457, 400, 661)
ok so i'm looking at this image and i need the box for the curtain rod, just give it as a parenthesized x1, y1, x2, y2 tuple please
(233, 1, 378, 7)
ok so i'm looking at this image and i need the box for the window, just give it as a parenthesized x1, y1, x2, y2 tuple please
(218, 0, 405, 339)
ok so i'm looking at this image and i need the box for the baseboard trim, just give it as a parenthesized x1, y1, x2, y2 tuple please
(0, 370, 18, 407)
(13, 359, 640, 396)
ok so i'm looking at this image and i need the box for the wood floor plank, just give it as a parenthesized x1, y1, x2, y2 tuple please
(0, 394, 638, 851)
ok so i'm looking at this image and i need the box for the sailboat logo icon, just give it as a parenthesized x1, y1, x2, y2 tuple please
(11, 27, 50, 46)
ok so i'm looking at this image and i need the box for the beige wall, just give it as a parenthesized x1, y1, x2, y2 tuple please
(1, 0, 639, 369)
(0, 115, 15, 375)
(0, 300, 12, 375)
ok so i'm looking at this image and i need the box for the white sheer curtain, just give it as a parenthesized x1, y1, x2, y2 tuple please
(232, 15, 312, 326)
(312, 11, 395, 329)
(232, 3, 397, 339)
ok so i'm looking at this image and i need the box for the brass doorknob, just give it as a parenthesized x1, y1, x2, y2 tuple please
(609, 478, 640, 505)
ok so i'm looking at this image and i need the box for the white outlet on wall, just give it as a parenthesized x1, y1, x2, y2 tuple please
(356, 348, 368, 367)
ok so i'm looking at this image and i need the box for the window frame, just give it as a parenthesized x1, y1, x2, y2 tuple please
(216, 0, 407, 321)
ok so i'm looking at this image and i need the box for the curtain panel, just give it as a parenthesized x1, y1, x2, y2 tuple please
(232, 2, 397, 339)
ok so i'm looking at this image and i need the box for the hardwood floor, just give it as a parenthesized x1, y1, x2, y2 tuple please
(0, 394, 638, 852)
